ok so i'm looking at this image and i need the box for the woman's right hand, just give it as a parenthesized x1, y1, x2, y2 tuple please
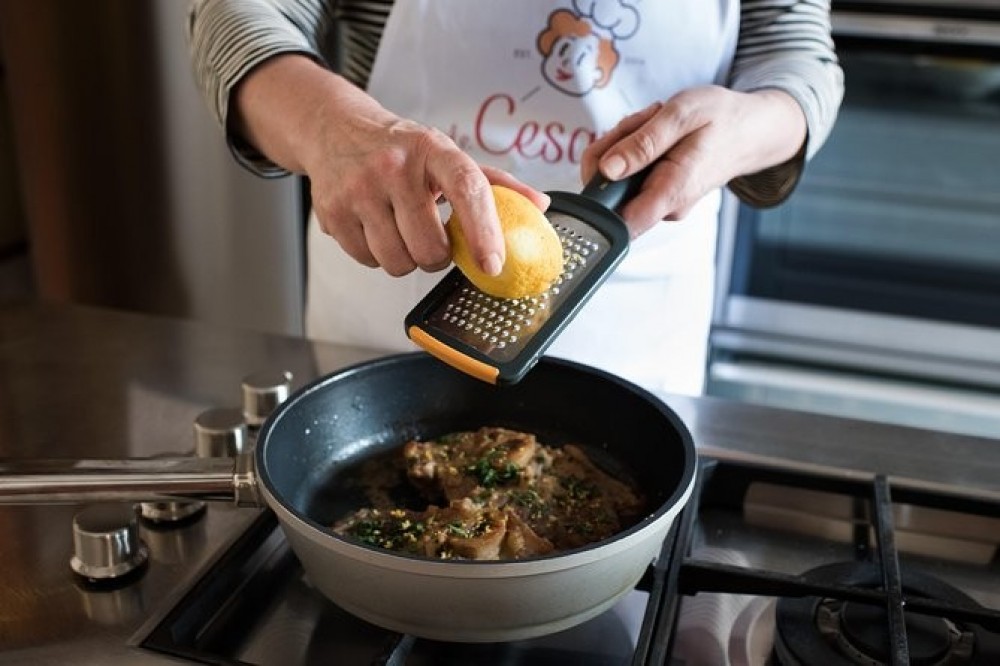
(232, 54, 548, 278)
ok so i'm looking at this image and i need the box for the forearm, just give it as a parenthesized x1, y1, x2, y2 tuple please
(231, 53, 394, 176)
(728, 0, 844, 205)
(726, 87, 809, 207)
(731, 0, 843, 159)
(731, 88, 806, 176)
(187, 0, 336, 176)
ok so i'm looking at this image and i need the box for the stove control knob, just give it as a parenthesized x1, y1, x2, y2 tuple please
(139, 446, 214, 525)
(70, 504, 148, 582)
(140, 408, 246, 526)
(241, 370, 293, 427)
(138, 499, 206, 523)
(194, 406, 248, 457)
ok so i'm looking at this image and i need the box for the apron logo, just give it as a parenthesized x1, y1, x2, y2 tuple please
(446, 0, 645, 165)
(537, 0, 640, 97)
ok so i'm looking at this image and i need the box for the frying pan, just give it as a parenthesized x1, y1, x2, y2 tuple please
(0, 352, 696, 642)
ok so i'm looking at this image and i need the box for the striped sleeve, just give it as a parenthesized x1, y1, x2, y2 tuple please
(330, 2, 394, 89)
(188, 0, 394, 177)
(727, 0, 844, 207)
(187, 0, 339, 176)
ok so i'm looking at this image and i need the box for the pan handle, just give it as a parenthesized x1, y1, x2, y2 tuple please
(0, 454, 261, 507)
(579, 164, 654, 213)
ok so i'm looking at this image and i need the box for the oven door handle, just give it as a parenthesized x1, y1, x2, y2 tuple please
(709, 359, 1000, 422)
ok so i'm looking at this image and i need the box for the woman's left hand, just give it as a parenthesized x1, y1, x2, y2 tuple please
(580, 85, 807, 238)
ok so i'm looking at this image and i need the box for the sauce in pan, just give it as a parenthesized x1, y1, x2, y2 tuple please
(332, 427, 645, 560)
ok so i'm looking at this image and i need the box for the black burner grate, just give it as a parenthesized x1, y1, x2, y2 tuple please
(672, 460, 1000, 666)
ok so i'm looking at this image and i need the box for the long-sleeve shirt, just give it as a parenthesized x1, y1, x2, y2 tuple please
(188, 0, 843, 207)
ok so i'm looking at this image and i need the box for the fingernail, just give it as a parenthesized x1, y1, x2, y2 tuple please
(482, 252, 503, 276)
(601, 155, 626, 180)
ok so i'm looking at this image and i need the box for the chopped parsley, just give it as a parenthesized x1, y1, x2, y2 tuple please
(467, 448, 521, 488)
(346, 512, 426, 550)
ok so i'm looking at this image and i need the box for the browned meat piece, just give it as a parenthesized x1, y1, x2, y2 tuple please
(335, 427, 644, 560)
(332, 507, 429, 555)
(501, 510, 555, 559)
(431, 498, 508, 560)
(558, 444, 646, 519)
(333, 498, 546, 560)
(404, 427, 541, 501)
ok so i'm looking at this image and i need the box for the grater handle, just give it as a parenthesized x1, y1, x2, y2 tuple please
(579, 165, 654, 213)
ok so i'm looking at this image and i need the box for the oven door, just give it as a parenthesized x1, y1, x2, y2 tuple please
(708, 16, 1000, 439)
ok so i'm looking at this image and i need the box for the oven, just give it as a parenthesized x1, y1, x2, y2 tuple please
(707, 1, 1000, 439)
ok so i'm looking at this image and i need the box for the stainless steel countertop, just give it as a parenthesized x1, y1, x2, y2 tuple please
(1, 301, 999, 664)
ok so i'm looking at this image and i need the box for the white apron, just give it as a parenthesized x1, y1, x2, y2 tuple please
(307, 0, 739, 395)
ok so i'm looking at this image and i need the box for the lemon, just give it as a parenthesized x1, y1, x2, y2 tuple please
(448, 185, 563, 299)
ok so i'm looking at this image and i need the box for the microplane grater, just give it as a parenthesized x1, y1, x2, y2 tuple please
(406, 175, 640, 386)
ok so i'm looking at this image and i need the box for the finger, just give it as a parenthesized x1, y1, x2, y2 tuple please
(618, 143, 705, 236)
(597, 100, 703, 182)
(391, 183, 451, 272)
(332, 226, 379, 267)
(581, 102, 662, 182)
(481, 165, 551, 211)
(617, 164, 683, 237)
(316, 206, 379, 268)
(427, 144, 504, 276)
(357, 199, 418, 276)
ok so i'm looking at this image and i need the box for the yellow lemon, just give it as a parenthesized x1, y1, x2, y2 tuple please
(448, 185, 563, 299)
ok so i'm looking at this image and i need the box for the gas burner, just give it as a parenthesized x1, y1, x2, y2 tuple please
(774, 562, 1000, 666)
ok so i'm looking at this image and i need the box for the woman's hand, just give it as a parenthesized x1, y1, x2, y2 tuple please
(233, 54, 549, 277)
(580, 85, 807, 237)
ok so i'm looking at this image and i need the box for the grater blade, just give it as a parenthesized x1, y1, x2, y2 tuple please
(406, 193, 630, 385)
(423, 213, 611, 360)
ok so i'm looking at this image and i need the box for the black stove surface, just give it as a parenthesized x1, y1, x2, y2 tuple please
(139, 459, 1000, 666)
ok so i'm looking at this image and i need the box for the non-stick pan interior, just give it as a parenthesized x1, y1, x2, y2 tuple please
(257, 352, 695, 541)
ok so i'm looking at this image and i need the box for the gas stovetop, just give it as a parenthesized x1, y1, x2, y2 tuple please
(132, 458, 1000, 666)
(2, 303, 1000, 665)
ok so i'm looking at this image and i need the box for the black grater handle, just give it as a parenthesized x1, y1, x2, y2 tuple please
(579, 164, 654, 214)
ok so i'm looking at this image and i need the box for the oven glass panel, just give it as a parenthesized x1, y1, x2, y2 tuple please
(730, 48, 1000, 328)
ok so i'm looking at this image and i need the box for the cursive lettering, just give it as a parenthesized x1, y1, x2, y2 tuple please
(474, 93, 596, 165)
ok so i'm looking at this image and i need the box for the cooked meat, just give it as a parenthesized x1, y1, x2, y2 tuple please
(333, 427, 645, 561)
(332, 497, 555, 560)
(403, 427, 545, 501)
(501, 510, 556, 559)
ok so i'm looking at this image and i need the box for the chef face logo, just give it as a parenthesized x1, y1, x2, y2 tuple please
(537, 0, 640, 97)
